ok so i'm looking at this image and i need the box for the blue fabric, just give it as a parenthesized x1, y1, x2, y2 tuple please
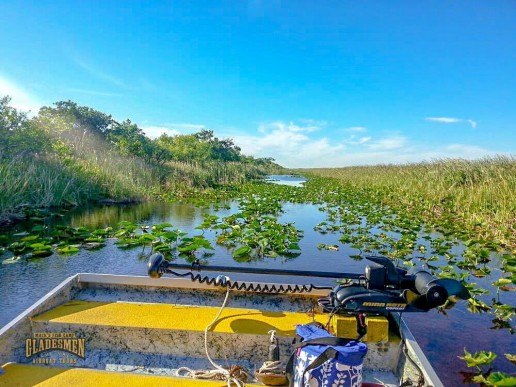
(293, 324, 368, 387)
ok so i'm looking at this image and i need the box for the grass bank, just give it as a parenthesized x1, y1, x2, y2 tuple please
(0, 155, 279, 226)
(302, 157, 516, 250)
(0, 97, 283, 226)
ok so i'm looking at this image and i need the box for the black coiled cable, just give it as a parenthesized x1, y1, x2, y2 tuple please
(166, 270, 333, 294)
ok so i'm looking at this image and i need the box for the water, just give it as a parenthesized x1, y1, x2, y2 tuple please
(266, 174, 307, 187)
(0, 177, 513, 385)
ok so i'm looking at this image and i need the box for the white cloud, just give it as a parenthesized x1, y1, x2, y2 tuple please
(234, 122, 416, 167)
(343, 126, 367, 132)
(467, 119, 477, 129)
(443, 144, 498, 158)
(425, 116, 478, 128)
(343, 135, 371, 145)
(233, 120, 339, 167)
(258, 120, 323, 134)
(425, 117, 462, 124)
(141, 126, 181, 139)
(0, 75, 43, 115)
(294, 143, 503, 167)
(367, 136, 407, 150)
(230, 120, 503, 168)
(167, 123, 205, 132)
(141, 123, 205, 138)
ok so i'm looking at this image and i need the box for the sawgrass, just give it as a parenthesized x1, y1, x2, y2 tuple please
(0, 155, 278, 223)
(303, 156, 516, 250)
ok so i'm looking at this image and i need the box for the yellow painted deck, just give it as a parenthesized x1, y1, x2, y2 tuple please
(32, 301, 327, 336)
(0, 363, 260, 387)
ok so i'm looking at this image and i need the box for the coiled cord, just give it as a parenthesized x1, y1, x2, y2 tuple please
(165, 270, 333, 293)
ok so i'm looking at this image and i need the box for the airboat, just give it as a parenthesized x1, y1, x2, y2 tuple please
(0, 254, 470, 386)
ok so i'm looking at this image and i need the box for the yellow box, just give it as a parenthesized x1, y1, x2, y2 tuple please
(332, 316, 357, 339)
(364, 316, 389, 342)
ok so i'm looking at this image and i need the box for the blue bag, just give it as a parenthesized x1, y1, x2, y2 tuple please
(286, 323, 368, 387)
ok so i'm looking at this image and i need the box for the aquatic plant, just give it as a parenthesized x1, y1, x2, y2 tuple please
(459, 349, 516, 386)
(302, 157, 516, 251)
(202, 190, 302, 261)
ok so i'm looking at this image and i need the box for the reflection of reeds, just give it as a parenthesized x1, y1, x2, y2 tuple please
(303, 156, 516, 249)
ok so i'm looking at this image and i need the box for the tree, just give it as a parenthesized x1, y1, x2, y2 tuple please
(34, 101, 116, 154)
(156, 133, 210, 162)
(0, 96, 27, 132)
(107, 119, 172, 165)
(193, 129, 242, 161)
(50, 101, 114, 137)
(0, 95, 50, 159)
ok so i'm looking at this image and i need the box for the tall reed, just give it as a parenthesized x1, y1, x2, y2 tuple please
(303, 156, 516, 250)
(0, 154, 279, 222)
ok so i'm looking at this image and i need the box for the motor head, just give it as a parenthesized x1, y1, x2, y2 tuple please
(148, 253, 166, 278)
(364, 256, 407, 290)
(321, 257, 470, 314)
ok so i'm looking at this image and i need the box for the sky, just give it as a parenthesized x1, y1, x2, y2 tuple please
(0, 1, 514, 168)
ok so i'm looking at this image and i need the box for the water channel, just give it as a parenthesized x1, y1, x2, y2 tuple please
(0, 175, 513, 385)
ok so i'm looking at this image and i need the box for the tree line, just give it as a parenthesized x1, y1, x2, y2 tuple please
(0, 95, 282, 223)
(0, 96, 278, 167)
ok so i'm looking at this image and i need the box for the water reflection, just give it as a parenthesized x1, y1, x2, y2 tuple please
(266, 174, 306, 187)
(64, 202, 208, 231)
(66, 202, 156, 228)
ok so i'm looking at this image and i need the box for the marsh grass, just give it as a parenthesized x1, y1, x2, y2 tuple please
(0, 154, 278, 222)
(166, 161, 274, 189)
(0, 157, 96, 210)
(303, 157, 516, 250)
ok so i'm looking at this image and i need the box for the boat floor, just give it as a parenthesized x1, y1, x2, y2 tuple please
(0, 275, 424, 386)
(31, 300, 326, 336)
(0, 363, 259, 386)
(0, 362, 398, 387)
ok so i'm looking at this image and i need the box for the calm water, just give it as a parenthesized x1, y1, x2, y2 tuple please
(0, 177, 513, 385)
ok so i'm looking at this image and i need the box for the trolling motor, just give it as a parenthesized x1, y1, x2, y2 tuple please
(319, 256, 471, 314)
(148, 254, 470, 315)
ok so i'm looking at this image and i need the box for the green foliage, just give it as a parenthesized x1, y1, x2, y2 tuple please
(459, 348, 497, 369)
(232, 246, 252, 259)
(155, 129, 243, 163)
(0, 96, 51, 159)
(472, 372, 516, 386)
(304, 158, 516, 251)
(107, 119, 172, 165)
(467, 298, 492, 313)
(0, 95, 282, 223)
(201, 188, 302, 261)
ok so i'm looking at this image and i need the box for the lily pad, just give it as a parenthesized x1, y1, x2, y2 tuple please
(233, 246, 252, 258)
(2, 256, 21, 265)
(56, 245, 80, 255)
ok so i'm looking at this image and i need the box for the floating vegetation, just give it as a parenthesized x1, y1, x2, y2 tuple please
(2, 256, 20, 265)
(459, 348, 516, 386)
(201, 192, 302, 261)
(303, 157, 516, 251)
(56, 245, 80, 255)
(317, 243, 339, 251)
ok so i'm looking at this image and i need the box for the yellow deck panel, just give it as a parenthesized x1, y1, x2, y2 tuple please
(32, 301, 327, 336)
(0, 363, 261, 387)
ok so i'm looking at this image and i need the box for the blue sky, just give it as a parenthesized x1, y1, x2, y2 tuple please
(0, 1, 514, 167)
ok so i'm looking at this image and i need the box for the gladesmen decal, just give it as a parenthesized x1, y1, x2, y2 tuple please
(26, 332, 85, 364)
